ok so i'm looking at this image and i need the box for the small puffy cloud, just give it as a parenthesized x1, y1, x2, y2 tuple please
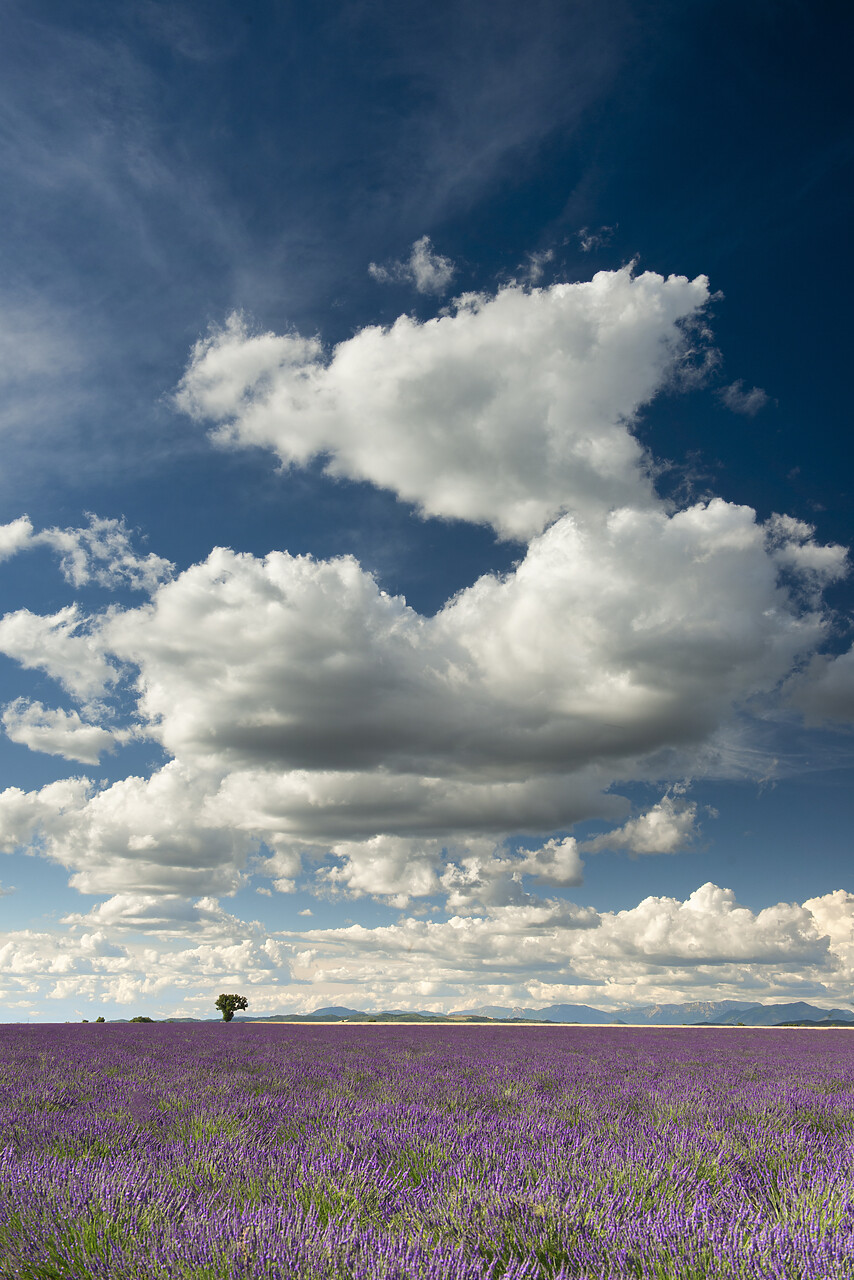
(765, 513, 848, 599)
(0, 883, 15, 897)
(598, 883, 822, 965)
(368, 235, 455, 295)
(441, 837, 584, 911)
(0, 515, 34, 561)
(804, 890, 854, 973)
(0, 929, 126, 981)
(315, 834, 583, 912)
(0, 513, 173, 590)
(255, 844, 303, 895)
(720, 380, 769, 416)
(516, 837, 584, 887)
(163, 934, 289, 981)
(582, 792, 702, 856)
(176, 267, 712, 539)
(2, 699, 126, 764)
(0, 605, 117, 701)
(320, 835, 444, 907)
(38, 513, 174, 591)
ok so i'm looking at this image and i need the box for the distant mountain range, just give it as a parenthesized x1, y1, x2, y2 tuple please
(231, 999, 854, 1026)
(445, 999, 854, 1025)
(692, 1001, 854, 1026)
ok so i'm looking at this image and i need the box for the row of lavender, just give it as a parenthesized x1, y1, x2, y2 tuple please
(0, 1024, 853, 1278)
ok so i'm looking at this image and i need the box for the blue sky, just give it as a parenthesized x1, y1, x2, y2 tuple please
(0, 0, 852, 1021)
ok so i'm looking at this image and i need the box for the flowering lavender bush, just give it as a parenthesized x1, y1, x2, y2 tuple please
(1, 1023, 853, 1278)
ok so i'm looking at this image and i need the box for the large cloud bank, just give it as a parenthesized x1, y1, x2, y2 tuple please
(1, 884, 853, 1018)
(0, 495, 843, 912)
(0, 266, 852, 1014)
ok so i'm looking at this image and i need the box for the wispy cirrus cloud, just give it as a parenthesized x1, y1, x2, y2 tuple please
(719, 379, 770, 416)
(577, 225, 615, 252)
(369, 236, 456, 295)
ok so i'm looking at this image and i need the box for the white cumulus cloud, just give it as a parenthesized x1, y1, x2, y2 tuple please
(0, 882, 851, 1017)
(582, 792, 702, 856)
(2, 699, 127, 764)
(281, 883, 846, 1013)
(0, 515, 34, 561)
(176, 267, 712, 540)
(0, 488, 843, 910)
(440, 837, 584, 911)
(0, 605, 117, 702)
(0, 763, 255, 898)
(38, 513, 174, 591)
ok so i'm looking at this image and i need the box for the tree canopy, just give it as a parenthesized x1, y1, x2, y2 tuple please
(215, 993, 248, 1022)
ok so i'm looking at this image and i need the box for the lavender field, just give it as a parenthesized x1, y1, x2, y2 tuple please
(1, 1025, 854, 1279)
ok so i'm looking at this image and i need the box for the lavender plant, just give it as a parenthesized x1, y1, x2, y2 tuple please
(0, 1024, 853, 1278)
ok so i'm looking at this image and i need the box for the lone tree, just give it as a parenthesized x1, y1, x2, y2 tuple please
(215, 993, 248, 1022)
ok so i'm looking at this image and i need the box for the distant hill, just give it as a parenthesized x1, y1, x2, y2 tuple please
(449, 1000, 761, 1025)
(382, 1009, 443, 1018)
(447, 1005, 520, 1020)
(705, 1001, 854, 1026)
(229, 998, 854, 1027)
(309, 1006, 365, 1019)
(236, 1006, 364, 1022)
(775, 1019, 854, 1028)
(450, 1003, 621, 1023)
(532, 1004, 625, 1023)
(628, 1000, 760, 1025)
(451, 999, 854, 1026)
